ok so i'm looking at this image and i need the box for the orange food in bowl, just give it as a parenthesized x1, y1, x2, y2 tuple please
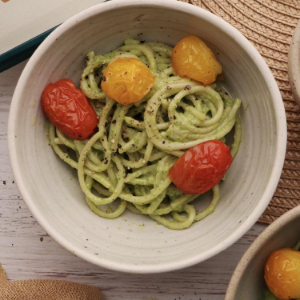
(101, 57, 155, 105)
(172, 36, 222, 85)
(264, 248, 300, 299)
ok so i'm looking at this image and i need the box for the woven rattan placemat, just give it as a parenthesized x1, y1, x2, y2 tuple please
(179, 0, 300, 224)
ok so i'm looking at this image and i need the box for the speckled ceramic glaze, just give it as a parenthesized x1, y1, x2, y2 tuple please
(288, 20, 300, 107)
(8, 0, 286, 273)
(225, 206, 300, 300)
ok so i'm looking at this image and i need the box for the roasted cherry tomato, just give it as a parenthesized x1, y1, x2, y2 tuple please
(172, 36, 222, 85)
(101, 57, 155, 105)
(168, 140, 232, 194)
(265, 248, 300, 300)
(42, 78, 98, 140)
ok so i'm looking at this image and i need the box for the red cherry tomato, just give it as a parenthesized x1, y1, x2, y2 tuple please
(42, 78, 98, 140)
(168, 140, 233, 194)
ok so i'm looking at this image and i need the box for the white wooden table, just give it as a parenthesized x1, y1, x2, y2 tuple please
(0, 61, 266, 300)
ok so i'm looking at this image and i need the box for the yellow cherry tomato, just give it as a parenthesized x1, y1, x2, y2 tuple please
(172, 36, 222, 85)
(101, 57, 155, 105)
(264, 248, 300, 299)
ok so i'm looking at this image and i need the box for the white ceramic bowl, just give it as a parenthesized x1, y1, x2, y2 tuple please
(225, 206, 300, 300)
(8, 0, 286, 273)
(288, 20, 300, 106)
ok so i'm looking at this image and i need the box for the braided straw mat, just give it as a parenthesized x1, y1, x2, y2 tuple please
(0, 264, 102, 300)
(179, 0, 300, 224)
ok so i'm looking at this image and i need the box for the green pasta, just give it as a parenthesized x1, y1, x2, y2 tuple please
(48, 39, 242, 229)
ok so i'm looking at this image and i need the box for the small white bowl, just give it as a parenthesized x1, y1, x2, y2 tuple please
(8, 0, 286, 273)
(288, 20, 300, 106)
(225, 206, 300, 300)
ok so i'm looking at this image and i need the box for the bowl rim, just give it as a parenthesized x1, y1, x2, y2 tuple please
(225, 205, 300, 299)
(288, 19, 300, 106)
(8, 0, 287, 274)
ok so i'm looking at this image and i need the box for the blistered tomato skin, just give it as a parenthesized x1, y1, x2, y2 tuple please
(264, 248, 300, 300)
(42, 78, 98, 140)
(101, 57, 155, 105)
(168, 140, 232, 194)
(172, 36, 222, 85)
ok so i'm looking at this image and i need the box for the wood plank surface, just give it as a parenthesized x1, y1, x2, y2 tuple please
(0, 61, 266, 300)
